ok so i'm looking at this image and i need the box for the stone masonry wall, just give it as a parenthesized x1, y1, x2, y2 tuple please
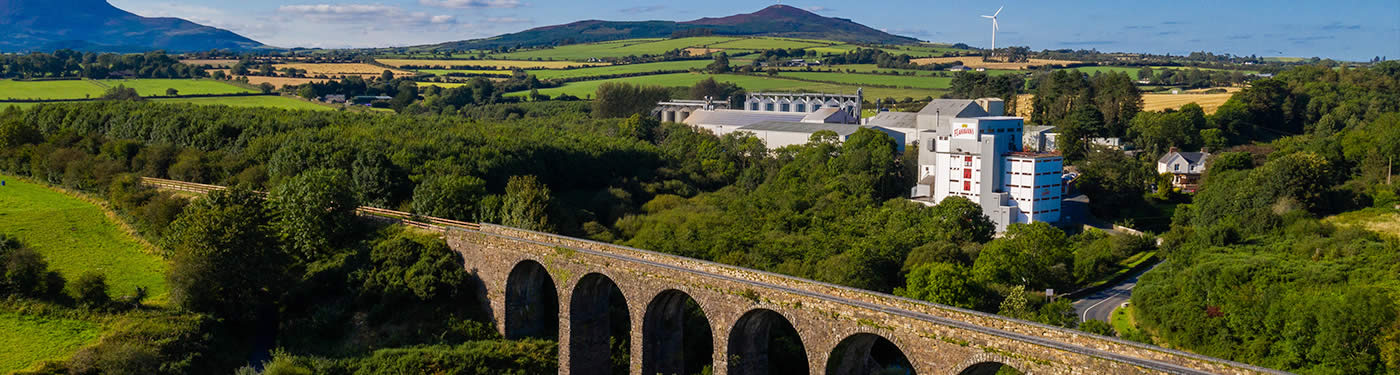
(448, 224, 1287, 375)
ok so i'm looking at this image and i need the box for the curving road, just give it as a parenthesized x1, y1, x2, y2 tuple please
(1074, 263, 1158, 323)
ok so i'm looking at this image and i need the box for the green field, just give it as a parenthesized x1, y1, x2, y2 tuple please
(0, 175, 168, 299)
(527, 59, 713, 80)
(705, 37, 834, 50)
(151, 96, 334, 111)
(493, 36, 744, 60)
(0, 311, 101, 373)
(777, 71, 953, 90)
(1111, 305, 1145, 338)
(512, 72, 943, 100)
(1069, 66, 1259, 80)
(417, 69, 514, 76)
(0, 79, 253, 100)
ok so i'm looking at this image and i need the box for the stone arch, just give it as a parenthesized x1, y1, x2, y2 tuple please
(642, 289, 714, 375)
(727, 309, 808, 375)
(504, 259, 558, 340)
(953, 353, 1025, 375)
(569, 273, 631, 375)
(825, 333, 915, 375)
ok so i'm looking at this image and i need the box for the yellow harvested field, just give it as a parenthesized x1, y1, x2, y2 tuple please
(1141, 93, 1233, 114)
(242, 76, 336, 87)
(274, 63, 415, 77)
(1016, 92, 1234, 116)
(376, 59, 609, 69)
(684, 48, 724, 56)
(911, 57, 1083, 70)
(181, 59, 239, 67)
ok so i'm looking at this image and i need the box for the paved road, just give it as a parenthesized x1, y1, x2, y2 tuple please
(1073, 264, 1157, 323)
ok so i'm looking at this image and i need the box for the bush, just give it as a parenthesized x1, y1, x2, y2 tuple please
(1079, 319, 1115, 336)
(69, 271, 112, 307)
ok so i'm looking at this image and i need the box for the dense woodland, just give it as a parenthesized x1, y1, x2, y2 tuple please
(0, 60, 1397, 374)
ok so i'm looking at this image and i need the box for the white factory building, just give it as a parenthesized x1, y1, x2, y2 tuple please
(909, 100, 1064, 231)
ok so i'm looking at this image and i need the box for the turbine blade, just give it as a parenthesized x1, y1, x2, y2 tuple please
(994, 6, 1003, 17)
(982, 15, 995, 18)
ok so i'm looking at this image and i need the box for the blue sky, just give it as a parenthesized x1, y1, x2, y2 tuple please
(108, 0, 1400, 61)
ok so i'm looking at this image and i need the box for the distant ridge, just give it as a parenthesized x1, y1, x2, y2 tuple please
(425, 5, 919, 50)
(0, 0, 265, 52)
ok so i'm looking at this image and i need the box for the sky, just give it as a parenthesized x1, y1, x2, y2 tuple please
(108, 0, 1400, 61)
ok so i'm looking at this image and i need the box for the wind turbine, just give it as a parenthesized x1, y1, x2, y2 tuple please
(981, 6, 1002, 59)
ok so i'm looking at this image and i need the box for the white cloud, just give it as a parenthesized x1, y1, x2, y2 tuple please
(277, 4, 457, 26)
(418, 0, 521, 9)
(486, 17, 531, 24)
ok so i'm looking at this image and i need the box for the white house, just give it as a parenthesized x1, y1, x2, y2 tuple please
(1157, 148, 1211, 192)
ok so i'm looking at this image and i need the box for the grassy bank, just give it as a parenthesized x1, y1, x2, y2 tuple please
(0, 175, 168, 300)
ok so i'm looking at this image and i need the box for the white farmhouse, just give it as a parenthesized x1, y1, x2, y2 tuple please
(1157, 147, 1211, 192)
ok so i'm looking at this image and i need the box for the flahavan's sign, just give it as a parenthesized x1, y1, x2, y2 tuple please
(953, 123, 975, 137)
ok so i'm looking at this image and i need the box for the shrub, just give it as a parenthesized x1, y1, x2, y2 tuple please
(70, 271, 112, 307)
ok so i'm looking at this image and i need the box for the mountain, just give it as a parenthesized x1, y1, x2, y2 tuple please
(0, 0, 264, 53)
(427, 5, 919, 50)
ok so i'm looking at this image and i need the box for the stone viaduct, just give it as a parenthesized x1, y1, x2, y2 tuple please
(450, 224, 1285, 375)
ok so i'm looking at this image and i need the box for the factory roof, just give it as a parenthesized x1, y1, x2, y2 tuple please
(738, 121, 869, 137)
(866, 111, 919, 129)
(683, 110, 807, 127)
(917, 99, 990, 118)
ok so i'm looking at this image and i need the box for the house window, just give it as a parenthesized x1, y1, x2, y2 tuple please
(1174, 164, 1180, 172)
(796, 103, 806, 112)
(765, 103, 774, 111)
(781, 103, 790, 112)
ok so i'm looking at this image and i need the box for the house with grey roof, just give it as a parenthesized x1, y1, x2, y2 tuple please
(1157, 147, 1212, 192)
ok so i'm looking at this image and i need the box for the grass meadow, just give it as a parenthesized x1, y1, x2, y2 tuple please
(0, 175, 168, 300)
(0, 79, 253, 100)
(526, 59, 713, 80)
(492, 36, 744, 60)
(0, 311, 101, 373)
(378, 59, 607, 69)
(777, 71, 954, 90)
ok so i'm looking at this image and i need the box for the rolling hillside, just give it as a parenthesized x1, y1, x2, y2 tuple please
(425, 5, 917, 51)
(0, 0, 264, 52)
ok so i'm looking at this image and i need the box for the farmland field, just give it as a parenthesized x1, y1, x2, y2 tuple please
(235, 75, 337, 87)
(0, 311, 101, 374)
(0, 80, 106, 100)
(705, 37, 834, 50)
(1140, 93, 1233, 114)
(492, 37, 744, 60)
(777, 71, 953, 90)
(0, 175, 168, 300)
(152, 96, 336, 111)
(273, 63, 415, 77)
(0, 79, 253, 100)
(912, 57, 1084, 70)
(378, 59, 607, 69)
(417, 69, 514, 76)
(527, 59, 713, 80)
(512, 72, 944, 100)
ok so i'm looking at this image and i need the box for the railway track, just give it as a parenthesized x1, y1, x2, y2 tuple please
(139, 177, 479, 232)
